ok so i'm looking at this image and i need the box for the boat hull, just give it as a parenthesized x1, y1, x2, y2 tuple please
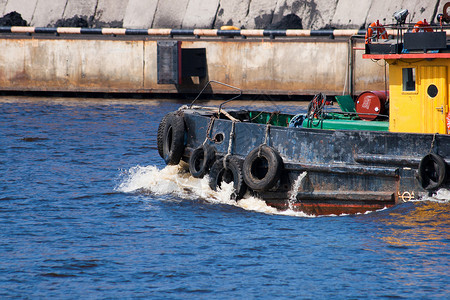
(160, 108, 450, 215)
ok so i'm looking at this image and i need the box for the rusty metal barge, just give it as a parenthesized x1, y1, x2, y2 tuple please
(157, 10, 450, 215)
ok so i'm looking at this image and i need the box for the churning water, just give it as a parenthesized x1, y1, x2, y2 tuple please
(0, 96, 449, 299)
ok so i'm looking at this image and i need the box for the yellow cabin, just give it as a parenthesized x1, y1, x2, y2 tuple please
(387, 56, 449, 134)
(364, 31, 450, 135)
(360, 6, 450, 135)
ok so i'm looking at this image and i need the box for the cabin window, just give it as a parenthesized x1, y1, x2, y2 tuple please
(402, 68, 416, 91)
(427, 84, 438, 98)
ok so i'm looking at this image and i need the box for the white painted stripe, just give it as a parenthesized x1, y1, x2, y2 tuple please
(102, 28, 127, 35)
(147, 29, 172, 35)
(333, 29, 359, 36)
(11, 26, 34, 33)
(285, 30, 311, 37)
(193, 29, 218, 36)
(57, 27, 82, 34)
(240, 29, 264, 37)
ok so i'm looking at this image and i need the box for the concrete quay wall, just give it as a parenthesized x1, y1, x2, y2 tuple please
(0, 36, 386, 96)
(0, 0, 440, 30)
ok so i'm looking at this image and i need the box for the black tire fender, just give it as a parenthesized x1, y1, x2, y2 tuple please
(243, 145, 283, 191)
(157, 112, 173, 159)
(208, 156, 247, 200)
(162, 112, 185, 165)
(189, 144, 216, 178)
(418, 153, 447, 191)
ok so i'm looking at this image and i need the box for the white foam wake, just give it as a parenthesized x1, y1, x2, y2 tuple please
(418, 189, 450, 203)
(116, 165, 450, 217)
(116, 165, 313, 217)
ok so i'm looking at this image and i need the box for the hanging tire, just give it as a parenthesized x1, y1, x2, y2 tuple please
(418, 153, 447, 191)
(189, 144, 216, 178)
(209, 156, 247, 200)
(243, 145, 283, 191)
(162, 112, 185, 165)
(157, 112, 173, 159)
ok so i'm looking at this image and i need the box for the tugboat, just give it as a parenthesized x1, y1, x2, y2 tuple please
(157, 8, 450, 215)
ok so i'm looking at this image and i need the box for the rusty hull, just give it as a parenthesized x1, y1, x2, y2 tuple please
(179, 108, 450, 215)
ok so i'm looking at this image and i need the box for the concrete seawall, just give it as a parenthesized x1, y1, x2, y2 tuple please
(0, 34, 386, 96)
(1, 0, 440, 30)
(0, 1, 442, 96)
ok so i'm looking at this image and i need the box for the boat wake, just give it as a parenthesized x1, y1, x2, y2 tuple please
(417, 189, 450, 203)
(116, 165, 450, 217)
(116, 164, 314, 217)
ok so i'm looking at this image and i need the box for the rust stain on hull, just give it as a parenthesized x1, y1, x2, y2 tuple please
(267, 201, 395, 216)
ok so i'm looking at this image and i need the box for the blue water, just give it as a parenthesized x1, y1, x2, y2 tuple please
(0, 96, 449, 299)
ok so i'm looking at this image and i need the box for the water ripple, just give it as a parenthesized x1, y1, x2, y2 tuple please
(0, 97, 448, 299)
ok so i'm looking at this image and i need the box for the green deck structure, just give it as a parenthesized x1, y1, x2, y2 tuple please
(302, 118, 389, 131)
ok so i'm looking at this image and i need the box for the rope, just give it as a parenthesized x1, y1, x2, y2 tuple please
(257, 112, 278, 157)
(204, 116, 216, 144)
(264, 123, 270, 145)
(258, 124, 271, 157)
(429, 133, 436, 153)
(307, 93, 326, 120)
(223, 121, 236, 169)
(306, 93, 326, 127)
(250, 111, 264, 121)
